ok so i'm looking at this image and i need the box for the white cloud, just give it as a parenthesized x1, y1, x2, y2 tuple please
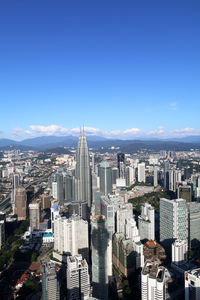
(10, 125, 200, 140)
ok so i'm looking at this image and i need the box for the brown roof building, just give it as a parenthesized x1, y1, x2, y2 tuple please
(143, 240, 166, 264)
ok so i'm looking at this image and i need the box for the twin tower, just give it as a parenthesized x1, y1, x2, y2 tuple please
(72, 128, 91, 219)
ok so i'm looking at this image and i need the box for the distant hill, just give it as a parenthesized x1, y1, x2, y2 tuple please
(0, 135, 200, 152)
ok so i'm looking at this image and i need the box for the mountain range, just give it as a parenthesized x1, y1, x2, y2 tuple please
(1, 135, 200, 152)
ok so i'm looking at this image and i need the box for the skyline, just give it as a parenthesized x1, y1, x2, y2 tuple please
(0, 1, 200, 139)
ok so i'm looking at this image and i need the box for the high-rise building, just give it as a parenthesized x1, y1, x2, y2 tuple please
(91, 215, 109, 300)
(74, 129, 91, 218)
(40, 194, 51, 210)
(56, 173, 64, 203)
(52, 182, 58, 200)
(153, 167, 158, 187)
(138, 163, 145, 183)
(125, 217, 144, 269)
(125, 166, 135, 187)
(112, 233, 137, 277)
(111, 167, 118, 185)
(66, 255, 90, 300)
(64, 174, 73, 201)
(42, 262, 60, 300)
(138, 203, 155, 241)
(160, 198, 187, 254)
(11, 173, 20, 212)
(116, 203, 133, 234)
(172, 239, 187, 265)
(14, 186, 27, 221)
(117, 153, 125, 178)
(187, 202, 200, 249)
(54, 214, 89, 261)
(51, 204, 60, 233)
(164, 161, 170, 190)
(185, 268, 200, 300)
(178, 185, 192, 203)
(99, 162, 112, 195)
(29, 201, 41, 232)
(141, 261, 166, 300)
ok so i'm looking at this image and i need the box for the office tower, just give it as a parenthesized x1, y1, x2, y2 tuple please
(99, 162, 112, 195)
(51, 204, 60, 233)
(101, 197, 115, 236)
(117, 153, 125, 178)
(52, 181, 57, 200)
(14, 186, 27, 221)
(116, 203, 133, 234)
(101, 197, 115, 279)
(0, 220, 5, 249)
(169, 169, 176, 192)
(74, 128, 91, 218)
(172, 239, 187, 265)
(66, 255, 90, 300)
(125, 217, 144, 268)
(138, 203, 155, 241)
(160, 198, 187, 253)
(138, 162, 145, 183)
(11, 173, 20, 212)
(187, 202, 200, 249)
(153, 167, 158, 187)
(42, 262, 60, 300)
(64, 174, 73, 201)
(113, 233, 137, 276)
(185, 269, 200, 300)
(164, 161, 170, 190)
(125, 166, 135, 187)
(54, 215, 89, 261)
(112, 167, 118, 185)
(178, 185, 192, 203)
(40, 194, 51, 210)
(141, 261, 166, 300)
(29, 201, 41, 231)
(56, 173, 64, 203)
(93, 191, 102, 216)
(91, 215, 109, 300)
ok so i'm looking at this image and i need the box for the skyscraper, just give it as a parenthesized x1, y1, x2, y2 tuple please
(138, 163, 145, 183)
(74, 128, 91, 218)
(11, 173, 20, 212)
(66, 255, 90, 300)
(42, 262, 60, 300)
(99, 162, 112, 195)
(141, 261, 166, 300)
(54, 214, 89, 261)
(138, 203, 155, 241)
(117, 153, 125, 178)
(56, 173, 64, 203)
(164, 161, 170, 190)
(187, 202, 200, 249)
(91, 215, 109, 300)
(14, 186, 27, 221)
(29, 201, 41, 232)
(160, 198, 187, 254)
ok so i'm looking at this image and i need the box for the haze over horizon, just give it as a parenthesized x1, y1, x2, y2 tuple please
(0, 1, 200, 140)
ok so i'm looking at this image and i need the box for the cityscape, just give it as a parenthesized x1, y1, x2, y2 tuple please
(0, 1, 200, 300)
(1, 130, 200, 299)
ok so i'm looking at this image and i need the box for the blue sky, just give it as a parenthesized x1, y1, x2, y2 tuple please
(0, 0, 200, 140)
